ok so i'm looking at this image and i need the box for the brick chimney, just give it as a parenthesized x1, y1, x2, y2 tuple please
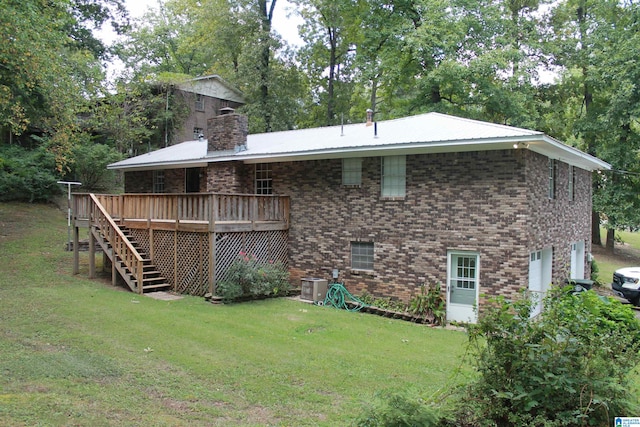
(207, 108, 248, 153)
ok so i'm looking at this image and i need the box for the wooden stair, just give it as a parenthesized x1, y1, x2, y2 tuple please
(90, 218, 171, 294)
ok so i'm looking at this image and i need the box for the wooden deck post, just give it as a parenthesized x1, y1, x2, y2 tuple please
(72, 224, 80, 275)
(209, 194, 217, 295)
(88, 231, 95, 279)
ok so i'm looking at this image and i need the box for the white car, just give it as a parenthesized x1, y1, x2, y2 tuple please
(612, 267, 640, 306)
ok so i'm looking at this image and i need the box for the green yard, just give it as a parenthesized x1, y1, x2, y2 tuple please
(593, 228, 640, 285)
(0, 202, 470, 426)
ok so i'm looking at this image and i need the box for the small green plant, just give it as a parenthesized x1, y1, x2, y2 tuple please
(591, 257, 601, 285)
(408, 282, 446, 325)
(355, 391, 440, 427)
(358, 292, 406, 312)
(216, 252, 290, 302)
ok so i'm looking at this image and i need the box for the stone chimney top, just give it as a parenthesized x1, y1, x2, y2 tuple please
(207, 112, 248, 154)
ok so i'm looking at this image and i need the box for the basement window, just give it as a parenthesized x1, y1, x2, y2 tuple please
(351, 241, 374, 271)
(342, 158, 362, 186)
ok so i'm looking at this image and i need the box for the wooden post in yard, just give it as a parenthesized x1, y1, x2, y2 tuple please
(209, 195, 217, 295)
(88, 231, 95, 279)
(73, 223, 80, 275)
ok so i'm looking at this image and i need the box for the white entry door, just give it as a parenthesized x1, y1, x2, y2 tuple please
(446, 252, 479, 323)
(529, 248, 553, 317)
(529, 251, 543, 317)
(570, 241, 585, 279)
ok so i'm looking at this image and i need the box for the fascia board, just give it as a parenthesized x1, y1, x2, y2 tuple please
(107, 160, 209, 171)
(211, 135, 610, 171)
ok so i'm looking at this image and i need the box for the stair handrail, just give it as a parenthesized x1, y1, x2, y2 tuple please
(89, 193, 145, 294)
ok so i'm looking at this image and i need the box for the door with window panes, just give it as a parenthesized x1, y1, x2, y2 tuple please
(447, 252, 479, 323)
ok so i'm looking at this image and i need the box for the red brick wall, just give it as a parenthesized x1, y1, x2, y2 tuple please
(207, 114, 248, 153)
(272, 149, 592, 305)
(205, 162, 252, 193)
(124, 169, 185, 193)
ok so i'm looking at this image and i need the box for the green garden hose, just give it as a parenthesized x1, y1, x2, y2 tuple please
(322, 283, 367, 312)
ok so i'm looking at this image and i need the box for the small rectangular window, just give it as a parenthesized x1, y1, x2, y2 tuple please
(351, 242, 374, 271)
(153, 170, 165, 193)
(568, 165, 575, 201)
(255, 163, 273, 195)
(382, 155, 406, 198)
(342, 158, 362, 186)
(195, 94, 205, 111)
(548, 158, 556, 200)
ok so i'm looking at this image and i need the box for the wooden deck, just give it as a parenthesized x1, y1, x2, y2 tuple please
(71, 193, 290, 295)
(73, 193, 290, 233)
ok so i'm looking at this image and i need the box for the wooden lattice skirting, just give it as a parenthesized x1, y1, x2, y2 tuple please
(131, 228, 288, 296)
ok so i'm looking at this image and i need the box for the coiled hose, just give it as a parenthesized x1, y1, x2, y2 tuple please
(322, 283, 367, 312)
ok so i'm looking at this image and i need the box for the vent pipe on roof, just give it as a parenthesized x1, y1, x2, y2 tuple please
(374, 122, 378, 138)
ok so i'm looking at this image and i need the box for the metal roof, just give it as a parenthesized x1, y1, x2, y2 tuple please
(108, 112, 611, 172)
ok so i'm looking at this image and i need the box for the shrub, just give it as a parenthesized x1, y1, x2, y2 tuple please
(216, 252, 290, 302)
(355, 391, 440, 427)
(408, 282, 446, 325)
(450, 287, 640, 427)
(0, 145, 61, 202)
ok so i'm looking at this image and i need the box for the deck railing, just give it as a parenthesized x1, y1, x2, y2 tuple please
(89, 194, 145, 293)
(73, 193, 290, 226)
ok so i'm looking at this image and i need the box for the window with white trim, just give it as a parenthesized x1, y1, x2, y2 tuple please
(153, 170, 165, 193)
(568, 165, 575, 201)
(351, 241, 374, 271)
(381, 155, 406, 198)
(255, 163, 273, 195)
(342, 158, 362, 186)
(548, 158, 556, 199)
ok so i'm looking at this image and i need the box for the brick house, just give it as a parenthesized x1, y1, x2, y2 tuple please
(171, 75, 245, 145)
(108, 111, 610, 322)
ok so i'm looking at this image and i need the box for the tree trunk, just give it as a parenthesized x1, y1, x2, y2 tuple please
(327, 26, 337, 126)
(369, 77, 378, 115)
(605, 228, 615, 253)
(258, 0, 276, 132)
(591, 210, 602, 246)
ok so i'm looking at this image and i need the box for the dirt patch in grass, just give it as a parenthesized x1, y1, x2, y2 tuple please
(592, 242, 640, 266)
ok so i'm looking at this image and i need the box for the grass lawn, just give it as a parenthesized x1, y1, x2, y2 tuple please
(0, 202, 471, 426)
(593, 228, 640, 285)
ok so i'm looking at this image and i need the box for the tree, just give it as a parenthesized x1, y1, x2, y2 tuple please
(67, 139, 123, 190)
(120, 0, 306, 133)
(546, 0, 640, 249)
(1, 0, 126, 174)
(292, 0, 364, 126)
